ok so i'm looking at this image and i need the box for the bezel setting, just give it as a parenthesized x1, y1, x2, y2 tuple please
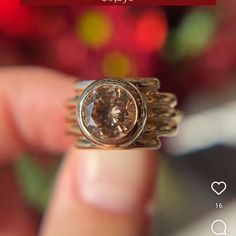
(77, 78, 147, 148)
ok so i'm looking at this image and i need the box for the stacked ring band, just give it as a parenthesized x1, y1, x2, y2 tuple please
(67, 77, 181, 149)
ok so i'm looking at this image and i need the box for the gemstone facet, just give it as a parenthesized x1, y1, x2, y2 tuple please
(81, 84, 137, 142)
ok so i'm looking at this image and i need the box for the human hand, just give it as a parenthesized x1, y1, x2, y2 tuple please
(0, 67, 156, 236)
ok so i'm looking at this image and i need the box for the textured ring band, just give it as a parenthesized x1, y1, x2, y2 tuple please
(67, 77, 180, 149)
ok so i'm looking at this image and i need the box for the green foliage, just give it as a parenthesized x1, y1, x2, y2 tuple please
(166, 8, 217, 61)
(14, 154, 60, 212)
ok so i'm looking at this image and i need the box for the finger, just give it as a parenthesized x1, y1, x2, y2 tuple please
(41, 149, 157, 236)
(0, 67, 75, 161)
(0, 164, 37, 236)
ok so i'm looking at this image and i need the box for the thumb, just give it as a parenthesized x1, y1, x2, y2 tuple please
(40, 148, 157, 236)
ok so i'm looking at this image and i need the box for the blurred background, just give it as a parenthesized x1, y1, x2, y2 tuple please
(0, 0, 236, 235)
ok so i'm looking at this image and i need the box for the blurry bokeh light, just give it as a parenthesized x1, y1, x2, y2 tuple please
(102, 51, 132, 77)
(75, 10, 113, 49)
(135, 10, 167, 52)
(167, 9, 216, 61)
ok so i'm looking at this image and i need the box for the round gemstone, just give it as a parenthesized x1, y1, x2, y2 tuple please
(81, 84, 137, 142)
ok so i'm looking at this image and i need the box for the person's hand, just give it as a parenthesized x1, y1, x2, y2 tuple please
(0, 67, 157, 236)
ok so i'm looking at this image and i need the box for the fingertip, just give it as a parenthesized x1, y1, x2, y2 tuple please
(41, 148, 157, 236)
(76, 149, 156, 213)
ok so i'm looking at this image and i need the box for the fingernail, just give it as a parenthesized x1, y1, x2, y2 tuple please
(76, 150, 153, 213)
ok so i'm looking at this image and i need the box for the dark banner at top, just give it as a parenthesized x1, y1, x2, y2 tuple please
(23, 0, 216, 6)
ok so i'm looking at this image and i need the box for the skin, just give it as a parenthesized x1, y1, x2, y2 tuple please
(0, 67, 157, 236)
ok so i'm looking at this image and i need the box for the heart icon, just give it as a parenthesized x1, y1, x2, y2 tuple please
(211, 181, 227, 195)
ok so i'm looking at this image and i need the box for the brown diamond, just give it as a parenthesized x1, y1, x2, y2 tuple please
(81, 84, 137, 142)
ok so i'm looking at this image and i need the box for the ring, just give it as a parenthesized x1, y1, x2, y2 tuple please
(67, 77, 180, 149)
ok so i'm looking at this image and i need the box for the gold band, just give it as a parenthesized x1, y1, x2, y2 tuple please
(67, 78, 180, 149)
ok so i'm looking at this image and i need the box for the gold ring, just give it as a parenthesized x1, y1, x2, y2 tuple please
(67, 77, 181, 149)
